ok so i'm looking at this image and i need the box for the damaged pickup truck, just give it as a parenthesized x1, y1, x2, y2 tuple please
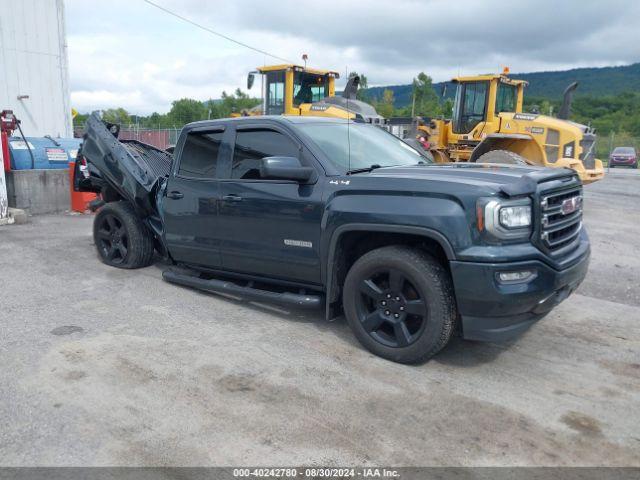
(75, 112, 590, 363)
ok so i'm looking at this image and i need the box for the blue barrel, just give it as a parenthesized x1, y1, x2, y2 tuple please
(8, 136, 82, 170)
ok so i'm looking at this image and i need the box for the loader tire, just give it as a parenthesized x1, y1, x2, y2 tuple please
(93, 201, 155, 269)
(476, 149, 529, 165)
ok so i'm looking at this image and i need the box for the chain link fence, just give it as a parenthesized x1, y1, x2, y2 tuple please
(74, 125, 181, 150)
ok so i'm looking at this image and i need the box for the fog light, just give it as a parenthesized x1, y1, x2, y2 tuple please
(498, 270, 537, 283)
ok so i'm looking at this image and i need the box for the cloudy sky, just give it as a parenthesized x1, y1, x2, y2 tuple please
(65, 0, 640, 114)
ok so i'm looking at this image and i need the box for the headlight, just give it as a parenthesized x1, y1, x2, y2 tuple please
(478, 198, 532, 241)
(499, 205, 531, 228)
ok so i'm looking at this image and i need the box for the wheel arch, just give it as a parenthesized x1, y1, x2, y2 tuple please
(470, 134, 544, 164)
(324, 224, 455, 320)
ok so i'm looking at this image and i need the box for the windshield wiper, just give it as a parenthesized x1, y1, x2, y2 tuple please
(346, 164, 382, 175)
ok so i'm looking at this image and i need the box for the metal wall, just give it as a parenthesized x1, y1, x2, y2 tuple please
(0, 0, 72, 138)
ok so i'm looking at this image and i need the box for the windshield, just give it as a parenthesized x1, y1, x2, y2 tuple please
(298, 123, 427, 172)
(613, 147, 635, 155)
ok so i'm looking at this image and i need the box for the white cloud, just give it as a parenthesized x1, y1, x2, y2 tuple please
(64, 0, 640, 114)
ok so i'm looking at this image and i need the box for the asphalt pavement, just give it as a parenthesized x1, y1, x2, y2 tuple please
(0, 168, 638, 466)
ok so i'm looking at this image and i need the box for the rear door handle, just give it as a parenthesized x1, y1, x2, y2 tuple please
(222, 194, 243, 202)
(167, 191, 184, 199)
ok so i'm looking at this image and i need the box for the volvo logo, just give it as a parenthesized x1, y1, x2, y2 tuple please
(561, 196, 582, 215)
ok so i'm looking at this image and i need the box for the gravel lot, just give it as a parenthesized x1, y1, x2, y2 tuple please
(0, 169, 638, 467)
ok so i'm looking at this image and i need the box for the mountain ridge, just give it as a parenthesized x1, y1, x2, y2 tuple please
(363, 63, 640, 108)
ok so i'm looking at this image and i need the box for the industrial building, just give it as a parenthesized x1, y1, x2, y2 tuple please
(0, 0, 72, 138)
(1, 0, 79, 217)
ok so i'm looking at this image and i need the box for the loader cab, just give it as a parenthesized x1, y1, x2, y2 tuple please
(249, 64, 338, 116)
(450, 74, 525, 135)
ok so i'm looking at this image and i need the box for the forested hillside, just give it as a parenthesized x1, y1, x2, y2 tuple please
(364, 63, 640, 107)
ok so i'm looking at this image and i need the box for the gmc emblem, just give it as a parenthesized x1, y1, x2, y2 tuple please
(561, 196, 582, 215)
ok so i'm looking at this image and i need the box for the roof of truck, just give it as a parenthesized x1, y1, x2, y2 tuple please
(185, 115, 351, 129)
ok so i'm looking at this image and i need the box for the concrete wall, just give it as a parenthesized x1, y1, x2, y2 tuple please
(0, 0, 72, 138)
(6, 169, 70, 214)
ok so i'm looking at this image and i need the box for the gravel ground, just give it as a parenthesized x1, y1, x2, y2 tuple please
(0, 169, 638, 467)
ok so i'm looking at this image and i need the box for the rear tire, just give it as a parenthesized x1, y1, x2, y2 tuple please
(93, 201, 155, 269)
(342, 246, 456, 364)
(477, 149, 529, 165)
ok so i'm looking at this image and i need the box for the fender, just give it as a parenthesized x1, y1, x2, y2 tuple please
(323, 223, 456, 320)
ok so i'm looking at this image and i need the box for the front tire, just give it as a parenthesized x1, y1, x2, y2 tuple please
(476, 149, 529, 165)
(342, 246, 456, 364)
(93, 201, 155, 269)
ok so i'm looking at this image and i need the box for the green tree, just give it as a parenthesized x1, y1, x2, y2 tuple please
(377, 89, 395, 118)
(102, 108, 131, 125)
(168, 98, 207, 126)
(411, 72, 441, 117)
(73, 112, 89, 128)
(217, 89, 261, 117)
(348, 71, 369, 101)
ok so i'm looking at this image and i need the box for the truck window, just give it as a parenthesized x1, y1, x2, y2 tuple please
(178, 131, 223, 179)
(496, 83, 517, 113)
(298, 122, 423, 171)
(232, 129, 299, 180)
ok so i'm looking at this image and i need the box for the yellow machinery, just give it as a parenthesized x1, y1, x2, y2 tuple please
(417, 70, 604, 183)
(243, 64, 384, 123)
(241, 64, 603, 183)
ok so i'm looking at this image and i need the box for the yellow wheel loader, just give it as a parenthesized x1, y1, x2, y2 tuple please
(415, 70, 604, 183)
(242, 64, 384, 123)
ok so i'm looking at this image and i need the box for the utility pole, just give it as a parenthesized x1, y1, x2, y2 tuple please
(411, 80, 417, 118)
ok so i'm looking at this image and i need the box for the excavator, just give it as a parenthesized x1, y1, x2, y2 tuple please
(413, 69, 604, 183)
(241, 64, 603, 183)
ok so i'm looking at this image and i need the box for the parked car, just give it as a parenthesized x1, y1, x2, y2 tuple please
(75, 113, 590, 364)
(609, 146, 638, 168)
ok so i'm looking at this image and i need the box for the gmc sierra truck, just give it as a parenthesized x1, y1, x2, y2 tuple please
(75, 112, 590, 364)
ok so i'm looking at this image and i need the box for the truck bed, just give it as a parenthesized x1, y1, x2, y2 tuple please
(120, 139, 173, 181)
(78, 113, 173, 216)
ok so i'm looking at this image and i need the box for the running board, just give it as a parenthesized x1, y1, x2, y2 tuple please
(162, 270, 323, 309)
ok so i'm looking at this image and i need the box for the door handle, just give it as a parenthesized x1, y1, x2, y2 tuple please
(222, 194, 243, 202)
(167, 191, 184, 199)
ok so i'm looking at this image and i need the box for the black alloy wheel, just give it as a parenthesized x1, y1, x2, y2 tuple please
(95, 213, 129, 264)
(342, 245, 456, 363)
(356, 268, 428, 348)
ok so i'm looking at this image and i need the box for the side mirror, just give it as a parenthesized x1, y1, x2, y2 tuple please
(247, 72, 255, 90)
(260, 156, 313, 182)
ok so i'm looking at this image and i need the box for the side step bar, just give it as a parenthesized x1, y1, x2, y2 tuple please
(162, 270, 323, 309)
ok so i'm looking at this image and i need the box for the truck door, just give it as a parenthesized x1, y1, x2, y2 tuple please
(216, 125, 324, 285)
(161, 127, 227, 268)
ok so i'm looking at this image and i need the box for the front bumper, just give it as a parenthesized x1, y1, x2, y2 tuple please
(610, 158, 637, 167)
(450, 239, 590, 342)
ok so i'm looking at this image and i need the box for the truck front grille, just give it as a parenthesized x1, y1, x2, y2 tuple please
(539, 186, 583, 255)
(579, 134, 597, 169)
